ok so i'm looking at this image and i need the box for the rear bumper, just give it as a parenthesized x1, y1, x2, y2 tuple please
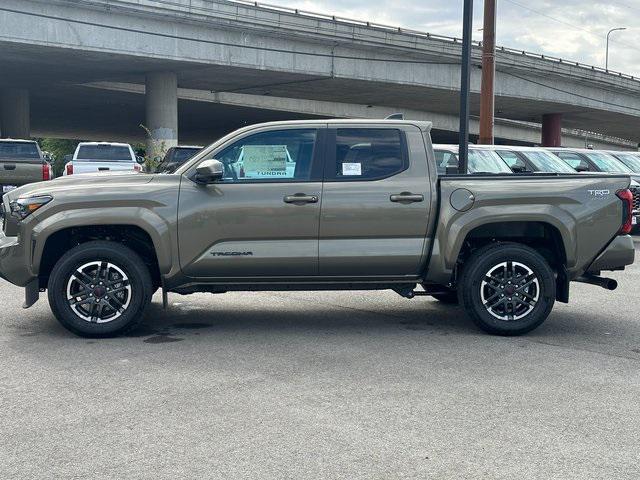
(0, 232, 34, 287)
(586, 235, 635, 273)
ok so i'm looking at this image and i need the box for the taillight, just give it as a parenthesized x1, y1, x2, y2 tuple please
(616, 189, 634, 235)
(42, 164, 51, 181)
(134, 164, 142, 172)
(66, 163, 73, 175)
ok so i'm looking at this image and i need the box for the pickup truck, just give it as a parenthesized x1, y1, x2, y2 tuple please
(64, 142, 142, 175)
(0, 120, 635, 338)
(0, 139, 52, 194)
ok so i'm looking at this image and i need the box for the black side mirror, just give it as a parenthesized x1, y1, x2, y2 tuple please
(575, 163, 590, 172)
(195, 159, 224, 183)
(511, 164, 528, 173)
(446, 165, 461, 175)
(136, 155, 145, 165)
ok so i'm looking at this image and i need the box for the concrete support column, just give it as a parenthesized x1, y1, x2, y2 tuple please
(541, 113, 562, 147)
(145, 72, 178, 163)
(1, 89, 30, 139)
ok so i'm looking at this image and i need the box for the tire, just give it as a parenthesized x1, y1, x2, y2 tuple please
(458, 242, 555, 336)
(47, 241, 153, 337)
(431, 291, 459, 305)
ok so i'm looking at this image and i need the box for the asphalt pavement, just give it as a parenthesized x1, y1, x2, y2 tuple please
(1, 240, 640, 479)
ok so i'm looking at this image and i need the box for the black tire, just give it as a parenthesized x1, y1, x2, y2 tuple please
(47, 241, 152, 337)
(458, 242, 555, 336)
(431, 291, 459, 305)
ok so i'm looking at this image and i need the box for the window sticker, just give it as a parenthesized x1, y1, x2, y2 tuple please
(342, 162, 362, 176)
(240, 145, 292, 178)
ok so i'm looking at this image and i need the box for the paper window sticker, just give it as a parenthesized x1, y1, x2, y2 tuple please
(342, 162, 362, 176)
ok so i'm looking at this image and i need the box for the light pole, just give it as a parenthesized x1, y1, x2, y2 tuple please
(458, 0, 474, 174)
(606, 27, 626, 71)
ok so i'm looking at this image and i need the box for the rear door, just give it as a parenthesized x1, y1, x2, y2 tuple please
(178, 126, 324, 278)
(318, 125, 432, 277)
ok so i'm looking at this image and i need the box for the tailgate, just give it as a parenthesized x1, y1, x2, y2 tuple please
(0, 159, 43, 188)
(72, 161, 137, 174)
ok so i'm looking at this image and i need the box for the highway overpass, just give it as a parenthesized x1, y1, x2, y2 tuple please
(0, 0, 639, 151)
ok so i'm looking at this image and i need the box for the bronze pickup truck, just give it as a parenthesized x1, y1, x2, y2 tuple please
(0, 120, 635, 337)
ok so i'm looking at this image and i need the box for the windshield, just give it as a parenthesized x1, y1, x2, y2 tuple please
(468, 149, 512, 173)
(76, 145, 133, 162)
(0, 141, 40, 159)
(612, 153, 640, 173)
(584, 151, 632, 173)
(172, 148, 201, 162)
(521, 150, 576, 173)
(434, 149, 511, 174)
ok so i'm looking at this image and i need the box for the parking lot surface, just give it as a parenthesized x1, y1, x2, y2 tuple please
(1, 240, 640, 479)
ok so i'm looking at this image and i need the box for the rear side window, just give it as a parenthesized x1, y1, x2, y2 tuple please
(331, 129, 406, 180)
(556, 152, 588, 171)
(0, 142, 40, 159)
(76, 145, 133, 162)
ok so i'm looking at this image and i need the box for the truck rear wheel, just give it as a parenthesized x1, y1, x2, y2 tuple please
(458, 243, 555, 336)
(47, 241, 152, 337)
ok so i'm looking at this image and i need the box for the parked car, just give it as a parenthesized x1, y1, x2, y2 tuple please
(478, 146, 577, 173)
(0, 120, 635, 338)
(64, 142, 143, 175)
(549, 148, 640, 230)
(433, 144, 512, 174)
(0, 139, 52, 195)
(607, 151, 640, 174)
(157, 145, 203, 173)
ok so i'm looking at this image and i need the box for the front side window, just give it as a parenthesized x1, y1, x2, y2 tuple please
(435, 150, 459, 174)
(556, 152, 589, 171)
(496, 150, 527, 171)
(211, 129, 317, 182)
(332, 129, 406, 180)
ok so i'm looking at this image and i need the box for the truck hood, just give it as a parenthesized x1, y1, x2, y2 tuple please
(4, 172, 154, 201)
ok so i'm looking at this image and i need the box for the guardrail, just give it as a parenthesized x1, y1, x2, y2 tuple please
(224, 0, 638, 82)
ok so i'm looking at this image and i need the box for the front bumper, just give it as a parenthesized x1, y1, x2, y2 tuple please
(0, 231, 34, 287)
(587, 235, 636, 273)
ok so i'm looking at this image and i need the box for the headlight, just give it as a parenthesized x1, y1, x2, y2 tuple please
(10, 195, 53, 220)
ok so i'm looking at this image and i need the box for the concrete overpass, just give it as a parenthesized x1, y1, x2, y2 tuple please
(0, 0, 639, 151)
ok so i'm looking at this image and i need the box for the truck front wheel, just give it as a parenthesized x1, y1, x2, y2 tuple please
(47, 241, 153, 337)
(458, 243, 556, 336)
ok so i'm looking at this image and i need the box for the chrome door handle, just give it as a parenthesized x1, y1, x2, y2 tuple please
(390, 193, 424, 203)
(283, 194, 319, 204)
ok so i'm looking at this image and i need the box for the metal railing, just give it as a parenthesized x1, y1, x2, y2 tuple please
(223, 0, 638, 82)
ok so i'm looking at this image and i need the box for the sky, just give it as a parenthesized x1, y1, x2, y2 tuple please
(272, 0, 640, 76)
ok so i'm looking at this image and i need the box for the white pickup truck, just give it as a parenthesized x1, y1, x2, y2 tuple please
(64, 142, 143, 176)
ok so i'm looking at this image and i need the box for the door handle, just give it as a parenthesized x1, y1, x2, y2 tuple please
(390, 193, 424, 203)
(283, 194, 319, 204)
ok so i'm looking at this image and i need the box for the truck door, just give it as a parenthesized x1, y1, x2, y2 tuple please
(318, 126, 432, 276)
(177, 127, 324, 278)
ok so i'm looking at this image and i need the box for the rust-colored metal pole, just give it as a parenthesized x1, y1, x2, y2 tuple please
(478, 0, 496, 145)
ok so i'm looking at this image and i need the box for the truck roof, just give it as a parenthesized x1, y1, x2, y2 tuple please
(0, 138, 38, 144)
(234, 119, 433, 131)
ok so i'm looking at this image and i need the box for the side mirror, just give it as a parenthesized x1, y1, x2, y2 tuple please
(136, 155, 145, 165)
(446, 165, 461, 175)
(575, 163, 590, 172)
(511, 164, 528, 173)
(195, 159, 224, 183)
